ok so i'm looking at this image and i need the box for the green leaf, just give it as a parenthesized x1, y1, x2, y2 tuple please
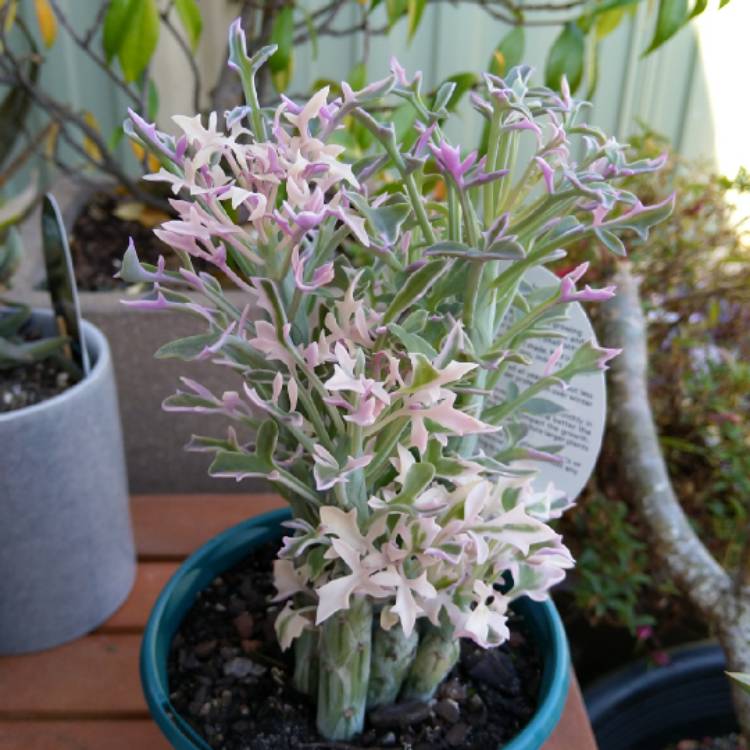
(719, 0, 731, 8)
(108, 124, 126, 152)
(393, 462, 435, 504)
(407, 0, 426, 40)
(351, 197, 410, 247)
(644, 0, 688, 55)
(401, 353, 441, 394)
(426, 245, 525, 262)
(154, 333, 217, 360)
(386, 0, 408, 27)
(0, 179, 37, 231)
(688, 0, 708, 19)
(270, 5, 295, 91)
(348, 61, 367, 91)
(392, 101, 418, 145)
(174, 0, 202, 52)
(594, 228, 626, 256)
(522, 398, 566, 416)
(147, 79, 159, 120)
(401, 309, 428, 333)
(485, 237, 526, 259)
(186, 434, 239, 453)
(102, 0, 131, 63)
(612, 196, 675, 241)
(209, 450, 273, 480)
(727, 672, 750, 695)
(432, 81, 456, 113)
(545, 22, 585, 93)
(439, 72, 477, 111)
(489, 26, 525, 77)
(0, 304, 29, 339)
(599, 0, 641, 10)
(0, 228, 23, 287)
(425, 241, 473, 254)
(0, 335, 68, 368)
(595, 7, 626, 39)
(382, 261, 447, 324)
(389, 323, 438, 359)
(118, 0, 160, 83)
(255, 419, 279, 465)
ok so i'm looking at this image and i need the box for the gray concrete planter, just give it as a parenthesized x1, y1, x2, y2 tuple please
(12, 179, 251, 493)
(0, 312, 135, 654)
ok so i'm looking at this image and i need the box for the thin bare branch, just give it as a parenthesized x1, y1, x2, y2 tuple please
(47, 0, 140, 106)
(0, 123, 56, 191)
(82, 1, 109, 48)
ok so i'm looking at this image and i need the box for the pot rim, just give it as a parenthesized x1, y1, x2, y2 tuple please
(141, 508, 570, 750)
(0, 308, 110, 421)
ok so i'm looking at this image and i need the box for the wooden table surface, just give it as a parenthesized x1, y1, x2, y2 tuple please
(0, 494, 598, 750)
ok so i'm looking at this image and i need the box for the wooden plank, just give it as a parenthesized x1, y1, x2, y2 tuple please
(131, 493, 285, 559)
(543, 674, 598, 750)
(0, 721, 171, 750)
(98, 563, 178, 633)
(0, 635, 145, 717)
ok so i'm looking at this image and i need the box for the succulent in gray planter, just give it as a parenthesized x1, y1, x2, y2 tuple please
(0, 197, 135, 655)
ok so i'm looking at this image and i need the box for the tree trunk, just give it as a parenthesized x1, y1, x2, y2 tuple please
(717, 598, 750, 739)
(602, 263, 750, 739)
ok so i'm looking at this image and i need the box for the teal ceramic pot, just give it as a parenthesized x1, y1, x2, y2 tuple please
(141, 509, 570, 750)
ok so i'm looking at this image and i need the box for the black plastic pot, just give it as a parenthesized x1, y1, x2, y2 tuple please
(584, 643, 737, 750)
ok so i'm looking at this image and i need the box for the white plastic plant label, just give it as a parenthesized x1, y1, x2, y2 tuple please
(479, 265, 607, 501)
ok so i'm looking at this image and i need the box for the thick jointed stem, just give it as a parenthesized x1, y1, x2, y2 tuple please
(293, 628, 319, 698)
(316, 597, 373, 741)
(367, 623, 419, 708)
(401, 628, 460, 702)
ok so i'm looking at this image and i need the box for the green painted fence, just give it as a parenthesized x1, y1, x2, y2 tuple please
(15, 0, 719, 179)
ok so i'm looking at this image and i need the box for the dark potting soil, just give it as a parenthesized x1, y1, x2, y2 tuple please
(168, 541, 542, 750)
(69, 191, 171, 291)
(0, 358, 72, 413)
(0, 320, 74, 413)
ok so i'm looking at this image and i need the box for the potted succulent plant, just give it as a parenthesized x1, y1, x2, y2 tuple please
(0, 200, 135, 655)
(130, 19, 671, 748)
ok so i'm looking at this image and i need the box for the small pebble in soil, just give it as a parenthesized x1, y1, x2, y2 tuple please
(0, 347, 73, 414)
(223, 657, 266, 679)
(232, 612, 255, 639)
(167, 540, 542, 750)
(435, 698, 461, 724)
(369, 700, 432, 729)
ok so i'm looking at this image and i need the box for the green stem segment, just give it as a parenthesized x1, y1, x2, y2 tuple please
(293, 628, 319, 698)
(317, 597, 373, 741)
(401, 627, 460, 702)
(367, 623, 419, 708)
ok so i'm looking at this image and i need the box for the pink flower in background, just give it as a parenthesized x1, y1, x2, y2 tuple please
(636, 625, 654, 641)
